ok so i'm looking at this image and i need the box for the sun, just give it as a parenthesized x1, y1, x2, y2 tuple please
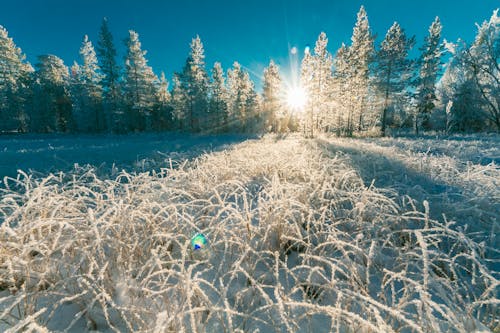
(286, 86, 307, 110)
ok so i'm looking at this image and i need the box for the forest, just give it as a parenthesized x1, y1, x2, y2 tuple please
(1, 7, 499, 137)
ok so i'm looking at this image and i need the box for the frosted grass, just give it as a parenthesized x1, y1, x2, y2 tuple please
(0, 134, 498, 332)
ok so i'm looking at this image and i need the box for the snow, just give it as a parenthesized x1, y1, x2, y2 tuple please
(0, 133, 498, 332)
(0, 132, 251, 180)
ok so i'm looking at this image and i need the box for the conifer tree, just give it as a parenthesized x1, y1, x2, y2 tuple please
(123, 30, 157, 131)
(71, 35, 104, 132)
(348, 6, 375, 133)
(415, 17, 443, 133)
(374, 22, 415, 136)
(209, 62, 228, 132)
(152, 72, 172, 130)
(312, 32, 333, 132)
(180, 35, 209, 132)
(226, 62, 242, 129)
(171, 73, 186, 130)
(332, 43, 350, 135)
(300, 47, 315, 136)
(33, 55, 73, 132)
(97, 18, 122, 132)
(0, 25, 31, 132)
(226, 62, 258, 131)
(262, 60, 284, 132)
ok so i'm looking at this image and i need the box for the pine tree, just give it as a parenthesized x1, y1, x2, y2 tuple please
(71, 35, 104, 132)
(226, 62, 242, 129)
(332, 43, 350, 135)
(0, 25, 31, 132)
(209, 62, 228, 132)
(226, 62, 258, 131)
(33, 55, 73, 132)
(179, 35, 209, 132)
(300, 33, 333, 136)
(262, 60, 284, 132)
(97, 18, 122, 132)
(152, 72, 172, 131)
(374, 22, 415, 136)
(313, 32, 333, 132)
(123, 30, 157, 131)
(171, 73, 186, 130)
(300, 47, 314, 136)
(348, 6, 375, 133)
(415, 17, 443, 134)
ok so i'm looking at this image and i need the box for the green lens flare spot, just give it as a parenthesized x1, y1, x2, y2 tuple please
(191, 233, 207, 251)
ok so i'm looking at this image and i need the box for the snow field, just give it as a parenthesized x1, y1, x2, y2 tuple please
(0, 134, 498, 332)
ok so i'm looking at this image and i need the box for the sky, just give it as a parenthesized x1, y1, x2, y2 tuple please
(1, 0, 499, 90)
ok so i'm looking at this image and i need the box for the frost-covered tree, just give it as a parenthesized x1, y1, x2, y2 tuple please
(300, 47, 315, 136)
(176, 35, 210, 132)
(97, 18, 122, 132)
(171, 73, 186, 130)
(151, 71, 172, 131)
(464, 9, 500, 131)
(312, 32, 333, 132)
(374, 22, 415, 136)
(0, 25, 32, 132)
(71, 35, 104, 132)
(439, 40, 488, 132)
(123, 30, 157, 131)
(348, 6, 375, 133)
(332, 43, 350, 135)
(209, 62, 228, 132)
(300, 33, 333, 136)
(32, 55, 72, 132)
(227, 62, 258, 131)
(262, 60, 284, 132)
(415, 17, 443, 133)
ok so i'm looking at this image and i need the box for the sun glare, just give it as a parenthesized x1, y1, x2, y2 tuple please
(286, 86, 307, 110)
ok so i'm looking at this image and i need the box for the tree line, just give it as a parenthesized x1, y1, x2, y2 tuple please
(0, 7, 498, 136)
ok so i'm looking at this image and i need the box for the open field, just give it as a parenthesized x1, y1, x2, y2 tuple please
(0, 133, 498, 332)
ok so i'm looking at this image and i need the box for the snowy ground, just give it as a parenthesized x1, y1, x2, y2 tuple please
(0, 132, 251, 180)
(0, 133, 498, 332)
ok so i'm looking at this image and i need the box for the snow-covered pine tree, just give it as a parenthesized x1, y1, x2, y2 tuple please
(152, 72, 172, 131)
(97, 18, 122, 132)
(332, 43, 350, 136)
(226, 62, 242, 130)
(415, 17, 443, 134)
(374, 22, 415, 136)
(465, 9, 500, 131)
(174, 36, 210, 132)
(209, 62, 228, 132)
(71, 35, 104, 132)
(312, 32, 333, 133)
(171, 73, 187, 130)
(239, 69, 258, 132)
(348, 6, 375, 134)
(0, 25, 32, 133)
(123, 30, 157, 132)
(262, 60, 284, 132)
(300, 47, 314, 137)
(226, 62, 258, 132)
(33, 55, 73, 132)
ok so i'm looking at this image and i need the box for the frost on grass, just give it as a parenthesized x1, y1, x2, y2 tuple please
(0, 135, 498, 332)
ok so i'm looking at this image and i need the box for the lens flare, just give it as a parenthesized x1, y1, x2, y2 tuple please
(191, 233, 208, 251)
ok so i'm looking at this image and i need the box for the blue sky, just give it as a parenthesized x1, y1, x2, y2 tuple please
(1, 0, 499, 89)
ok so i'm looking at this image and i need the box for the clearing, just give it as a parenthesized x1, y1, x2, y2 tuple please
(0, 133, 498, 332)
